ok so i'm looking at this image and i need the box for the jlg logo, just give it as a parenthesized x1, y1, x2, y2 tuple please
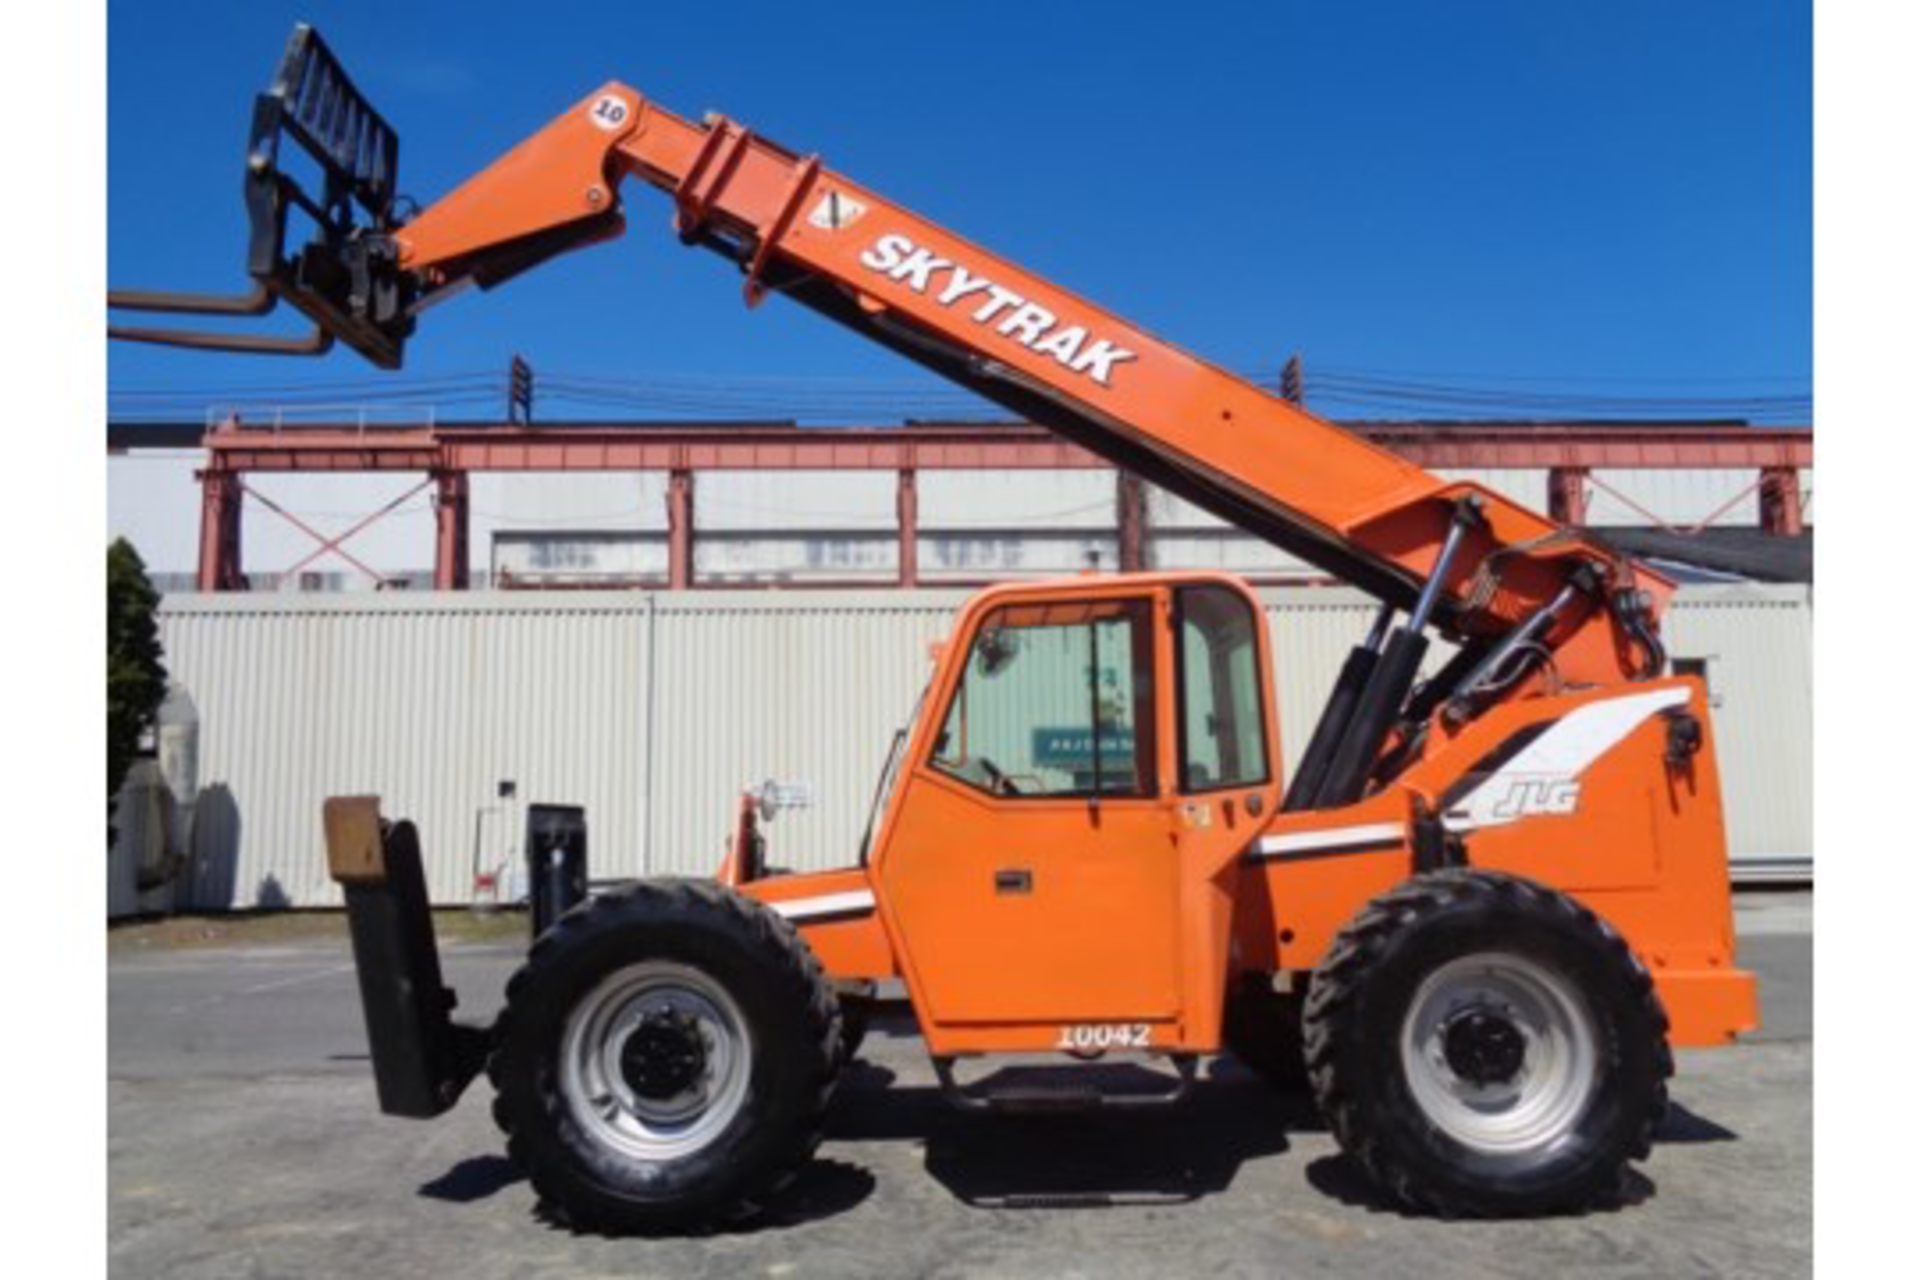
(859, 234, 1137, 387)
(1485, 777, 1582, 820)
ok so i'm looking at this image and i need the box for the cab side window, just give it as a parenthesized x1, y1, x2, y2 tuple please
(1177, 585, 1269, 792)
(931, 600, 1156, 798)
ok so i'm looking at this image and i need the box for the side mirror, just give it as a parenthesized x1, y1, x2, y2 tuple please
(975, 626, 1021, 678)
(753, 779, 815, 822)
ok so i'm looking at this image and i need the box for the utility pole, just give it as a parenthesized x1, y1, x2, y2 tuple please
(1280, 353, 1306, 406)
(508, 354, 534, 424)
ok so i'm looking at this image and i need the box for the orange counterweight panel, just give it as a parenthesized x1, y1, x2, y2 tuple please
(1233, 679, 1756, 1049)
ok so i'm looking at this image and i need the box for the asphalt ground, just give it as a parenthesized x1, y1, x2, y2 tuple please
(108, 894, 1812, 1279)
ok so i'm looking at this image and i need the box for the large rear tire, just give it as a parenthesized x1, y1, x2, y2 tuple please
(489, 880, 842, 1234)
(1302, 870, 1671, 1217)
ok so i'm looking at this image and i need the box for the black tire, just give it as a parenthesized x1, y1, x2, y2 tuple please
(1302, 869, 1672, 1217)
(488, 879, 842, 1234)
(1222, 974, 1310, 1091)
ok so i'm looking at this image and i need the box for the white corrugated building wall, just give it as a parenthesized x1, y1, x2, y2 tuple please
(107, 448, 1812, 912)
(116, 581, 1810, 913)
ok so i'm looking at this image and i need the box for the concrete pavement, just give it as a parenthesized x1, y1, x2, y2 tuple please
(107, 893, 1811, 1278)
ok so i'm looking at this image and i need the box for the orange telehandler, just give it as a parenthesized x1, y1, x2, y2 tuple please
(112, 27, 1757, 1231)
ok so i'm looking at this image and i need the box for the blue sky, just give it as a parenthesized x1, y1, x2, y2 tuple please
(107, 0, 1810, 422)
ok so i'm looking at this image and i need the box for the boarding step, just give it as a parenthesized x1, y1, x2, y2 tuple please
(934, 1054, 1199, 1114)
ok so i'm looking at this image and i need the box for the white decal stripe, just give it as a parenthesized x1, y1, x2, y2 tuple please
(1491, 686, 1690, 778)
(1445, 686, 1691, 833)
(769, 889, 877, 922)
(1254, 822, 1406, 857)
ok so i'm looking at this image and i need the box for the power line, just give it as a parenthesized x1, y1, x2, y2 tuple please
(1311, 362, 1809, 388)
(109, 362, 1813, 425)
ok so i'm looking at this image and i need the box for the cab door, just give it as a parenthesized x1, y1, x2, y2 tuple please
(1167, 581, 1286, 1048)
(877, 590, 1182, 1029)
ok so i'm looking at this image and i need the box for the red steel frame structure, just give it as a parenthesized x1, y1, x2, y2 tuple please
(129, 418, 1810, 592)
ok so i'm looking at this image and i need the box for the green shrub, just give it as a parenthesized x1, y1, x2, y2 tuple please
(108, 538, 169, 843)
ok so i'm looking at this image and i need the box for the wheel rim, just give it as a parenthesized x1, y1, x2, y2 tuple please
(1399, 951, 1599, 1156)
(559, 961, 753, 1162)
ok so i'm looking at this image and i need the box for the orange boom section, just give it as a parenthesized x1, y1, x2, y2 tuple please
(392, 87, 1669, 691)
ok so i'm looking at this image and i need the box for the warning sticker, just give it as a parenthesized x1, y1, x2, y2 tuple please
(807, 190, 867, 231)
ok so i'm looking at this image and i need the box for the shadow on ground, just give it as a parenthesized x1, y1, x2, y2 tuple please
(420, 1155, 524, 1204)
(1304, 1155, 1657, 1217)
(1656, 1101, 1739, 1144)
(416, 1005, 1739, 1232)
(419, 1147, 877, 1235)
(1298, 1093, 1740, 1218)
(829, 1020, 1318, 1210)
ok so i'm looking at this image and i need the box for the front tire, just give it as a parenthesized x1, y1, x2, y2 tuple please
(1302, 870, 1672, 1216)
(489, 880, 841, 1234)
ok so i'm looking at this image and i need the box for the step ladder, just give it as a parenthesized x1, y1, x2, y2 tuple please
(934, 1054, 1199, 1114)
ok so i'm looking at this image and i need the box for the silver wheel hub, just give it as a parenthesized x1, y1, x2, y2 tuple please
(560, 961, 753, 1162)
(1400, 952, 1599, 1156)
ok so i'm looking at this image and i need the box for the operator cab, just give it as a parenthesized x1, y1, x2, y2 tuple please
(926, 577, 1270, 803)
(871, 572, 1282, 1053)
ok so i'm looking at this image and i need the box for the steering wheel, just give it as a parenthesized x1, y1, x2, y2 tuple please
(977, 757, 1023, 796)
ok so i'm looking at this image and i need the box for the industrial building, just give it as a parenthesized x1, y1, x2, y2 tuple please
(107, 415, 1813, 914)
